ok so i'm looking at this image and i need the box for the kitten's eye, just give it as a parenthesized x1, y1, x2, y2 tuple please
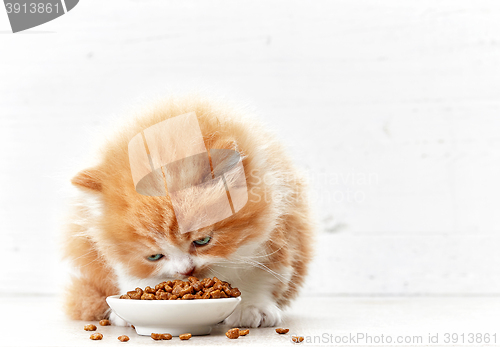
(147, 254, 164, 261)
(193, 236, 211, 246)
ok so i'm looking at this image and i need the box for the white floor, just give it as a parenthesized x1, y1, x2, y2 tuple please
(1, 296, 499, 346)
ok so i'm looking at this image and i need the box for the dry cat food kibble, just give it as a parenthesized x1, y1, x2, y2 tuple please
(89, 333, 103, 340)
(151, 333, 172, 340)
(119, 277, 241, 300)
(239, 329, 250, 336)
(150, 333, 162, 340)
(179, 333, 192, 340)
(276, 328, 289, 334)
(84, 324, 97, 331)
(226, 328, 240, 339)
(291, 336, 304, 343)
(117, 335, 129, 342)
(99, 319, 111, 326)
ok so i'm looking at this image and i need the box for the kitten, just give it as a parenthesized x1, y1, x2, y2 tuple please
(63, 96, 314, 328)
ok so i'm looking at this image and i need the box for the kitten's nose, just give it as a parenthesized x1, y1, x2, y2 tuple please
(180, 267, 195, 277)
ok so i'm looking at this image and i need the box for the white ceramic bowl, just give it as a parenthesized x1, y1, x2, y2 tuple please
(106, 295, 241, 336)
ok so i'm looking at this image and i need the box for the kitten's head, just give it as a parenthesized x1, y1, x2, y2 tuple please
(71, 98, 284, 281)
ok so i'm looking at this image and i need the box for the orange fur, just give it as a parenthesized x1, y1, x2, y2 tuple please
(63, 95, 314, 325)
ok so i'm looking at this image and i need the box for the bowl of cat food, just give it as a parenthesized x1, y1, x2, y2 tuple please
(106, 276, 242, 336)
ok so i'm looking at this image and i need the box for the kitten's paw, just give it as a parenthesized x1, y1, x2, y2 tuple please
(224, 304, 282, 328)
(109, 311, 129, 327)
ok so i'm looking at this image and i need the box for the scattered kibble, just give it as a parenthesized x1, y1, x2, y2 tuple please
(84, 324, 97, 331)
(90, 333, 103, 340)
(226, 328, 240, 339)
(81, 315, 297, 343)
(276, 328, 289, 334)
(151, 333, 172, 340)
(179, 333, 192, 340)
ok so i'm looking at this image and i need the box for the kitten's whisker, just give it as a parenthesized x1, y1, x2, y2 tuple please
(68, 249, 96, 263)
(212, 258, 289, 284)
(241, 261, 288, 284)
(235, 257, 289, 283)
(209, 262, 249, 269)
(78, 255, 105, 269)
(233, 243, 287, 260)
(207, 266, 231, 281)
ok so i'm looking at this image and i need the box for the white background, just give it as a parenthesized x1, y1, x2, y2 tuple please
(1, 0, 500, 296)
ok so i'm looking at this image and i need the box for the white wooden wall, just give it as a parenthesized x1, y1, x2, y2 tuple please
(1, 0, 500, 295)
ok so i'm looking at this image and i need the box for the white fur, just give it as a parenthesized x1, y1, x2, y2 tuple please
(210, 245, 293, 327)
(215, 262, 289, 327)
(109, 311, 129, 326)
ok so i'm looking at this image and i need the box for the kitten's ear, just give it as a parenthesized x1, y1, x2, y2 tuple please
(71, 168, 103, 192)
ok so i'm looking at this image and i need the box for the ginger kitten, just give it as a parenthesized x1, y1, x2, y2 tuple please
(63, 96, 314, 328)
